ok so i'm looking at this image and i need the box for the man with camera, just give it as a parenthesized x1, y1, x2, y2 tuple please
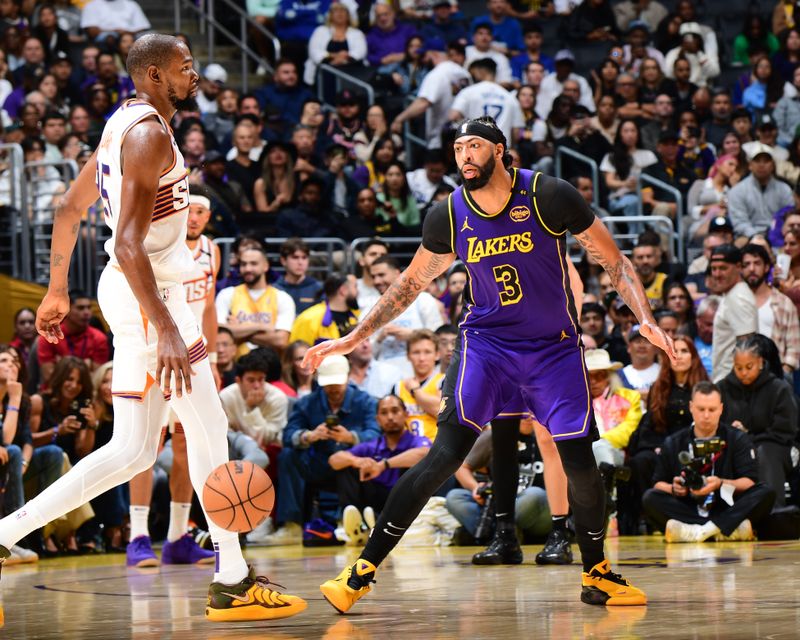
(267, 355, 380, 545)
(642, 381, 775, 542)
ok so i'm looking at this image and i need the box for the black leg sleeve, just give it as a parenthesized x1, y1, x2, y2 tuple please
(359, 418, 479, 567)
(490, 418, 521, 531)
(555, 436, 606, 572)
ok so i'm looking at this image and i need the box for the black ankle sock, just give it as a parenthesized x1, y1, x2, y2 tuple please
(496, 515, 516, 535)
(551, 515, 568, 532)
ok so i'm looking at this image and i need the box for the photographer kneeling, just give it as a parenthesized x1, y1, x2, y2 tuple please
(642, 381, 775, 542)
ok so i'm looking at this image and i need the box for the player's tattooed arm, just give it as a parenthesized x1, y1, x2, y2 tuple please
(36, 150, 101, 342)
(574, 217, 655, 327)
(351, 246, 455, 343)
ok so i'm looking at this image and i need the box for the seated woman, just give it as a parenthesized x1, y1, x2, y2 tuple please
(686, 154, 739, 244)
(620, 336, 708, 534)
(376, 161, 420, 230)
(600, 119, 657, 219)
(586, 349, 642, 468)
(352, 135, 400, 191)
(718, 335, 798, 507)
(30, 356, 96, 554)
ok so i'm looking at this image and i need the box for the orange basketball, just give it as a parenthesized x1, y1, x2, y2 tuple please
(203, 461, 275, 533)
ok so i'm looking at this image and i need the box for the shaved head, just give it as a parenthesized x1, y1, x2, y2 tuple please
(126, 34, 184, 79)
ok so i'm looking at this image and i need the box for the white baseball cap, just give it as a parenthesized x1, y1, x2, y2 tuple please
(203, 63, 228, 85)
(317, 355, 350, 386)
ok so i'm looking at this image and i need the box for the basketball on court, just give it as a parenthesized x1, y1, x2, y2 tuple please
(202, 461, 274, 533)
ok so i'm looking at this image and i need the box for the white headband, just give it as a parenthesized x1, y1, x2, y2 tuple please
(188, 195, 211, 210)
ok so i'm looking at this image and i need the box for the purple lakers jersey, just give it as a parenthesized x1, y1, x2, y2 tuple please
(448, 168, 580, 342)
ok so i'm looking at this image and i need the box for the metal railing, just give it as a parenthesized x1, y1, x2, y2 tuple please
(26, 159, 79, 286)
(599, 215, 677, 261)
(174, 0, 281, 91)
(0, 144, 28, 280)
(347, 237, 422, 274)
(554, 146, 600, 210)
(316, 64, 375, 112)
(636, 173, 685, 261)
(214, 236, 349, 282)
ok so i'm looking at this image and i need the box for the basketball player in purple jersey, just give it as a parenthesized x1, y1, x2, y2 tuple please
(305, 117, 676, 610)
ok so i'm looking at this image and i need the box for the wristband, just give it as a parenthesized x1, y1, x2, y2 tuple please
(208, 352, 218, 364)
(52, 426, 59, 443)
(6, 405, 19, 413)
(384, 458, 390, 471)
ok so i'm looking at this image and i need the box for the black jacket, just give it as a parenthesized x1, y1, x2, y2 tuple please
(718, 369, 798, 447)
(630, 383, 693, 454)
(652, 423, 759, 487)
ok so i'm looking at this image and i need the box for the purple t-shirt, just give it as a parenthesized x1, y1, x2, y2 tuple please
(349, 430, 431, 487)
(366, 22, 418, 67)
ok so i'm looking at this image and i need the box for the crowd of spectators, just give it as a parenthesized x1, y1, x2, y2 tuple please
(4, 0, 800, 561)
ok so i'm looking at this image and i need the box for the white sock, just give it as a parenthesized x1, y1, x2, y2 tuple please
(130, 506, 150, 541)
(213, 534, 249, 585)
(167, 502, 191, 542)
(698, 521, 720, 540)
(0, 503, 45, 549)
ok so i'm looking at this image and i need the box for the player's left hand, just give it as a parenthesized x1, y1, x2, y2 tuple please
(36, 290, 70, 343)
(302, 335, 359, 372)
(638, 321, 677, 366)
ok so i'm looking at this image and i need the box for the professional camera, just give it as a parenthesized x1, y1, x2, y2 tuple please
(678, 437, 725, 491)
(474, 483, 495, 543)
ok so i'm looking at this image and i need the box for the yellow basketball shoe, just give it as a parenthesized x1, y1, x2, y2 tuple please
(205, 566, 307, 622)
(581, 560, 647, 606)
(320, 559, 377, 613)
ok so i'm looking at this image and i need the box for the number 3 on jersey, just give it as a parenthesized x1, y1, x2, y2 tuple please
(493, 264, 522, 306)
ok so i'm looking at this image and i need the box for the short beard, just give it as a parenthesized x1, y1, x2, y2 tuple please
(187, 230, 202, 241)
(746, 274, 765, 290)
(168, 83, 198, 112)
(460, 154, 495, 191)
(346, 296, 359, 311)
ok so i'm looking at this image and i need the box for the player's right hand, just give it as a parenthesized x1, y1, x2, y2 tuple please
(302, 336, 357, 373)
(36, 291, 70, 343)
(156, 326, 194, 398)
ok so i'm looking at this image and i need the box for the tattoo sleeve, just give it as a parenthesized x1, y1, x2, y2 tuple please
(352, 250, 452, 342)
(574, 229, 656, 326)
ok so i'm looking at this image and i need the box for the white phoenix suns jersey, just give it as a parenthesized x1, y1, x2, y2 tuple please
(96, 98, 193, 285)
(185, 234, 216, 324)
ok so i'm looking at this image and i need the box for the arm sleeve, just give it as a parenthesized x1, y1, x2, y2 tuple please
(215, 287, 233, 324)
(274, 290, 297, 333)
(535, 174, 596, 235)
(307, 26, 330, 65)
(348, 29, 367, 62)
(730, 287, 758, 337)
(421, 198, 455, 254)
(726, 185, 756, 238)
(418, 293, 444, 331)
(37, 335, 57, 365)
(730, 431, 759, 482)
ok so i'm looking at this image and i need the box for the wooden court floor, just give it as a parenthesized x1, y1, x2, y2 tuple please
(2, 537, 800, 639)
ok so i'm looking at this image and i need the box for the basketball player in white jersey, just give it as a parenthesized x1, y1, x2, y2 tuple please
(125, 188, 220, 569)
(15, 34, 306, 623)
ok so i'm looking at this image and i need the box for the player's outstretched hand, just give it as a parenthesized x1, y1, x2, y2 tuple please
(156, 326, 194, 398)
(302, 336, 357, 373)
(36, 291, 70, 344)
(638, 321, 677, 366)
